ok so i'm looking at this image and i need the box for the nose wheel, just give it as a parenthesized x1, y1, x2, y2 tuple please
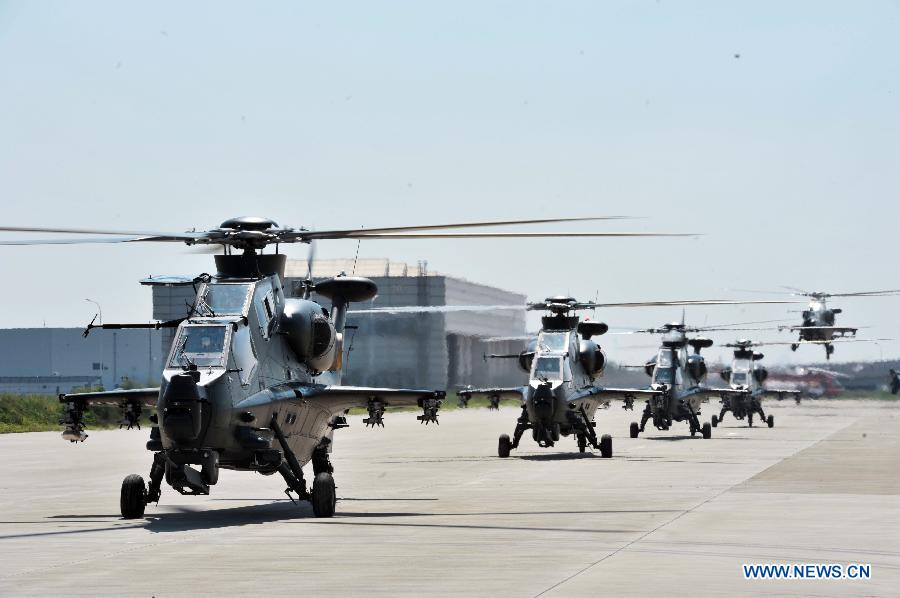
(120, 474, 148, 519)
(311, 472, 336, 518)
(498, 433, 512, 458)
(630, 422, 640, 438)
(599, 434, 612, 458)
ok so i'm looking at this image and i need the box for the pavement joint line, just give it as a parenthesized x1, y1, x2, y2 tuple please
(532, 416, 861, 598)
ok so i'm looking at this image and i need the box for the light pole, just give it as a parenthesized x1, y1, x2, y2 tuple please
(85, 299, 103, 388)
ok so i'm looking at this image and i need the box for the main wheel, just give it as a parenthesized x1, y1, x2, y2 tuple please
(498, 434, 512, 458)
(629, 422, 640, 438)
(120, 474, 147, 519)
(767, 415, 775, 428)
(748, 413, 754, 428)
(702, 422, 712, 439)
(311, 472, 337, 518)
(577, 435, 587, 453)
(711, 414, 718, 427)
(599, 434, 613, 458)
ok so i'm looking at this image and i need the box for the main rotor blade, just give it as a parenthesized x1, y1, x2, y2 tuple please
(0, 236, 154, 245)
(0, 225, 208, 240)
(335, 231, 698, 239)
(764, 338, 894, 346)
(781, 286, 810, 295)
(701, 318, 795, 328)
(575, 299, 799, 309)
(348, 304, 525, 314)
(826, 290, 900, 297)
(297, 216, 635, 239)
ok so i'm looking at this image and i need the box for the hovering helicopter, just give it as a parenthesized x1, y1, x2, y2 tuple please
(712, 339, 801, 428)
(0, 214, 687, 519)
(772, 288, 900, 359)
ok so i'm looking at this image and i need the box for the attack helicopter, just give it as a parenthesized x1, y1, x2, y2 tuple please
(0, 214, 687, 519)
(367, 297, 796, 455)
(772, 288, 900, 359)
(621, 319, 784, 440)
(712, 339, 801, 428)
(457, 297, 665, 458)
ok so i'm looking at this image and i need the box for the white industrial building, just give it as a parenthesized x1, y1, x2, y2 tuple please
(0, 259, 527, 394)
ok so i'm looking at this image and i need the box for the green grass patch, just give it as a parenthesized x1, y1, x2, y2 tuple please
(0, 393, 151, 434)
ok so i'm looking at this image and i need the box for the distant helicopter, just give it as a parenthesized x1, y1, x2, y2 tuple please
(712, 339, 801, 428)
(621, 319, 786, 439)
(0, 214, 683, 518)
(773, 288, 900, 359)
(456, 297, 665, 458)
(360, 297, 797, 454)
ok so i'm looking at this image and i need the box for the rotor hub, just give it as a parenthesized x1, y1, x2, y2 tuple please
(219, 216, 279, 232)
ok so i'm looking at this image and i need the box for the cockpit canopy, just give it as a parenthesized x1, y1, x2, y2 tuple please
(652, 348, 677, 385)
(168, 324, 230, 368)
(532, 355, 564, 381)
(196, 283, 253, 316)
(537, 331, 569, 353)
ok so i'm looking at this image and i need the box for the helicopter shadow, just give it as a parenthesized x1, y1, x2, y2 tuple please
(142, 501, 312, 533)
(517, 452, 599, 461)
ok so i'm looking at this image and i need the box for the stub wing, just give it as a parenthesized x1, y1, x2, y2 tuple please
(455, 386, 528, 407)
(59, 387, 160, 407)
(574, 387, 663, 410)
(236, 383, 445, 426)
(760, 388, 802, 400)
(783, 325, 858, 334)
(58, 388, 161, 442)
(688, 386, 752, 402)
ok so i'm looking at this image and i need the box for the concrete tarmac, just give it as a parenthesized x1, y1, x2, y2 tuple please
(0, 399, 898, 597)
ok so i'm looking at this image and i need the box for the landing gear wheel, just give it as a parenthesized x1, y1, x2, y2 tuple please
(711, 415, 718, 427)
(577, 435, 587, 453)
(630, 422, 640, 439)
(702, 422, 712, 439)
(748, 413, 754, 428)
(498, 434, 512, 458)
(311, 472, 336, 518)
(599, 434, 613, 458)
(120, 474, 147, 519)
(767, 415, 775, 428)
(690, 422, 697, 437)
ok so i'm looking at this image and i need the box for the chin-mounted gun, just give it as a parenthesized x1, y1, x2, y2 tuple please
(417, 393, 444, 425)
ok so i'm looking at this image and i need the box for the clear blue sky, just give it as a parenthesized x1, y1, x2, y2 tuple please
(0, 1, 897, 366)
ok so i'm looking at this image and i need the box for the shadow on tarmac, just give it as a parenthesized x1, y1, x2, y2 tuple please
(14, 503, 678, 536)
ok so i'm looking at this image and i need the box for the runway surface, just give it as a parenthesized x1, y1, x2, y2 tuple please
(1, 399, 898, 597)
